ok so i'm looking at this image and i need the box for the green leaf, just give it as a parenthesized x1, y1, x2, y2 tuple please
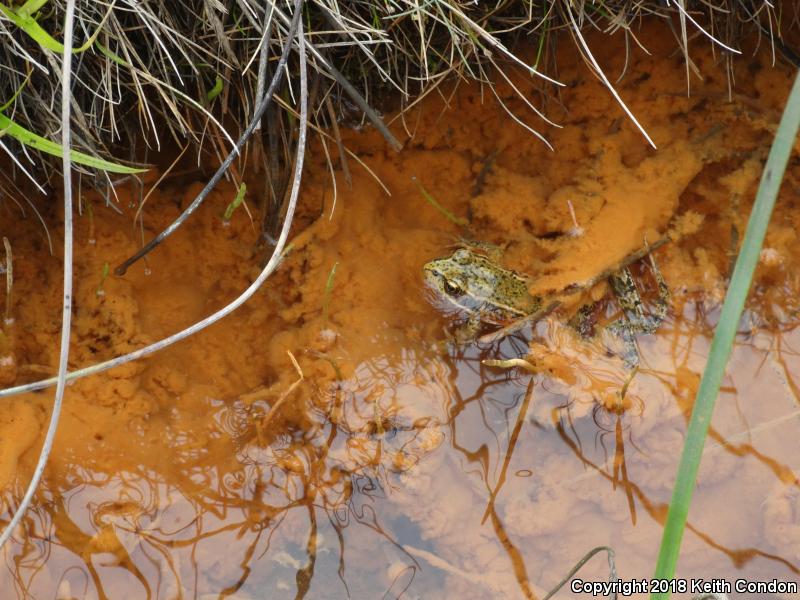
(96, 262, 109, 296)
(17, 0, 48, 18)
(222, 183, 247, 221)
(413, 176, 469, 227)
(94, 41, 131, 67)
(0, 112, 146, 174)
(0, 70, 32, 113)
(206, 76, 224, 103)
(322, 261, 339, 324)
(651, 71, 800, 599)
(0, 0, 113, 54)
(0, 2, 64, 51)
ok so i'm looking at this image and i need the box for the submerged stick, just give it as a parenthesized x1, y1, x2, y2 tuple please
(3, 237, 11, 323)
(113, 0, 302, 275)
(542, 546, 618, 600)
(324, 96, 351, 188)
(478, 235, 670, 344)
(260, 351, 304, 430)
(0, 0, 309, 400)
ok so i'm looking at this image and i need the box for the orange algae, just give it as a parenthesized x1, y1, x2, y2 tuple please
(1, 21, 800, 599)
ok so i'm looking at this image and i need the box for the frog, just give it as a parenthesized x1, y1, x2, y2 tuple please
(423, 244, 670, 367)
(423, 247, 543, 338)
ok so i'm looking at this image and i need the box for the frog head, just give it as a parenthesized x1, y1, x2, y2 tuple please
(423, 248, 538, 324)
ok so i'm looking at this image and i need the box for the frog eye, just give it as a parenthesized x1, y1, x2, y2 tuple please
(443, 279, 463, 296)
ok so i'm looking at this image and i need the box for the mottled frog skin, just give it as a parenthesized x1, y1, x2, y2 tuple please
(423, 248, 542, 333)
(423, 246, 669, 366)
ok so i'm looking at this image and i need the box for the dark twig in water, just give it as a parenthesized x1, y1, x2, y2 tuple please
(478, 300, 561, 344)
(324, 96, 352, 188)
(260, 351, 304, 430)
(471, 149, 499, 197)
(113, 2, 303, 276)
(0, 0, 309, 400)
(559, 236, 670, 295)
(3, 238, 12, 323)
(542, 546, 618, 600)
(479, 235, 670, 344)
(480, 378, 535, 524)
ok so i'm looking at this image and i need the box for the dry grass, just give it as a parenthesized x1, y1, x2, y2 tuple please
(0, 1, 795, 218)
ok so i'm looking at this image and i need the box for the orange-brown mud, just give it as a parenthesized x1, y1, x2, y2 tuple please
(2, 21, 800, 599)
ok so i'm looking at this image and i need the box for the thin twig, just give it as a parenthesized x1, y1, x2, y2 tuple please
(131, 142, 189, 226)
(270, 3, 403, 151)
(0, 0, 309, 401)
(3, 237, 12, 324)
(260, 351, 304, 430)
(324, 94, 351, 189)
(113, 3, 302, 275)
(542, 546, 618, 600)
(0, 0, 77, 550)
(564, 2, 657, 149)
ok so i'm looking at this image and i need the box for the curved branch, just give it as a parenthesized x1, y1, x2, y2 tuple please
(0, 0, 309, 404)
(0, 0, 77, 550)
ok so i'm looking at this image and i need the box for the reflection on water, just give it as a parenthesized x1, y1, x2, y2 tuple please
(5, 303, 800, 598)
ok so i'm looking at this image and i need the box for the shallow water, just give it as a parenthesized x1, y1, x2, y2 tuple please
(2, 22, 800, 600)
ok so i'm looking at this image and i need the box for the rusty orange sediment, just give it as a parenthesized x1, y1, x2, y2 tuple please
(1, 22, 799, 599)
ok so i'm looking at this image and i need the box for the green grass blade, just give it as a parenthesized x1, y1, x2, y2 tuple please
(413, 176, 469, 227)
(0, 70, 32, 112)
(0, 0, 113, 53)
(322, 261, 338, 325)
(222, 183, 246, 221)
(651, 70, 800, 598)
(206, 76, 224, 103)
(0, 112, 146, 174)
(0, 2, 65, 51)
(94, 41, 131, 67)
(17, 0, 48, 17)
